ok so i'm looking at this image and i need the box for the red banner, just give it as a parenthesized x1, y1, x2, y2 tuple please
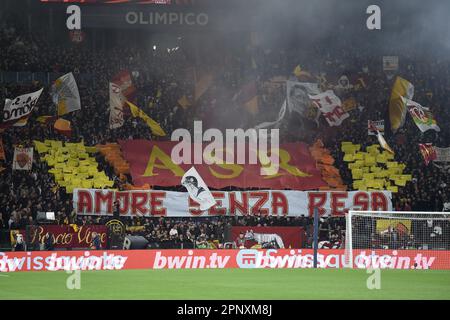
(2, 249, 450, 272)
(18, 225, 107, 249)
(231, 227, 305, 248)
(118, 140, 327, 190)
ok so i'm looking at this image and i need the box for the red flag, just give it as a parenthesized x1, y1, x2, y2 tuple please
(419, 143, 437, 165)
(112, 70, 136, 100)
(0, 137, 5, 161)
(118, 140, 327, 190)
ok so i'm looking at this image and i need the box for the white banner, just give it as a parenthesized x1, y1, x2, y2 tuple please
(383, 56, 399, 71)
(51, 72, 81, 116)
(368, 120, 384, 136)
(404, 98, 440, 133)
(309, 90, 349, 126)
(73, 189, 392, 217)
(13, 147, 33, 170)
(109, 82, 125, 129)
(3, 88, 43, 126)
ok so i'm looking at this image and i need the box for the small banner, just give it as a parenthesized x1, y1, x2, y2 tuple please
(309, 90, 349, 126)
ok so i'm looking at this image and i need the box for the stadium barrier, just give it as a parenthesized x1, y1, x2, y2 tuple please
(1, 248, 449, 272)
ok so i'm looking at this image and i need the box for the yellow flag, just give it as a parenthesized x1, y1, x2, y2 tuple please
(126, 101, 166, 136)
(389, 76, 414, 132)
(293, 64, 312, 80)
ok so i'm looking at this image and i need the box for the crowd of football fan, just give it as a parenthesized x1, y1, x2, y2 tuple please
(1, 22, 450, 250)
